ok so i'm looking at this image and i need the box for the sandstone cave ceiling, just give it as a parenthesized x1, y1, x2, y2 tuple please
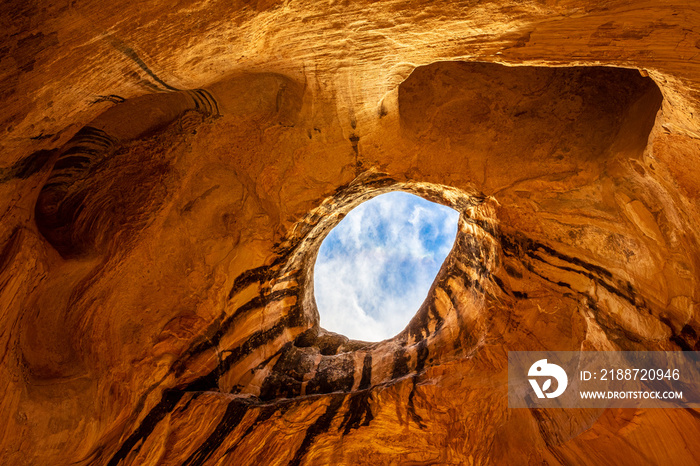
(1, 0, 700, 465)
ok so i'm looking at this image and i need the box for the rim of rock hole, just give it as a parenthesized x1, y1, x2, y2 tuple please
(312, 190, 461, 342)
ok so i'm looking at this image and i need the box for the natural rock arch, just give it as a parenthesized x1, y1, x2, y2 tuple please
(1, 3, 699, 465)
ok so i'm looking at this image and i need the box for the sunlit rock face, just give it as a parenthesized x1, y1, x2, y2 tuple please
(1, 1, 699, 465)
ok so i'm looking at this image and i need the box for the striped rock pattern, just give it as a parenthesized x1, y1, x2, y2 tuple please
(1, 1, 700, 465)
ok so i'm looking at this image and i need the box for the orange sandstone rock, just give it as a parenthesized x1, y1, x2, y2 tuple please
(0, 1, 699, 464)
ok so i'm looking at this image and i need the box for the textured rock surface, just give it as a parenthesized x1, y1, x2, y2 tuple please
(1, 0, 700, 464)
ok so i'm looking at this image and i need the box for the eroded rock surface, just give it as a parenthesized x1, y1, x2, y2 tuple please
(1, 1, 699, 464)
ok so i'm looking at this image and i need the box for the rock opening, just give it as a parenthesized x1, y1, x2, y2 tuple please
(314, 191, 459, 341)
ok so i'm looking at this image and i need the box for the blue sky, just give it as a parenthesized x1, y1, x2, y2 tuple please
(314, 191, 460, 341)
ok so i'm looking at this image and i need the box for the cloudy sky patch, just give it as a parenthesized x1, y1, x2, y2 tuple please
(314, 191, 460, 341)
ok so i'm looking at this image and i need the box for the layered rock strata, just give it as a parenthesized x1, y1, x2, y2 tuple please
(1, 1, 699, 464)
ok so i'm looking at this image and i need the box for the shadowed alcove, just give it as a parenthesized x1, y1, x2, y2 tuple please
(1, 4, 699, 464)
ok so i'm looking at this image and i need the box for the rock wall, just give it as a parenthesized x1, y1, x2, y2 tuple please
(1, 0, 699, 464)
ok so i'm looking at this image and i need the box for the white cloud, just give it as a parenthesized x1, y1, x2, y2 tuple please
(314, 192, 459, 341)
